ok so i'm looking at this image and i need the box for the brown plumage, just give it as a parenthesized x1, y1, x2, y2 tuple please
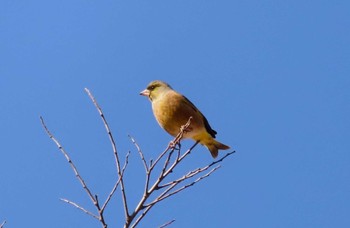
(140, 80, 230, 158)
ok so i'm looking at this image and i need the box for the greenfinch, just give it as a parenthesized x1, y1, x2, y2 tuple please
(140, 80, 230, 158)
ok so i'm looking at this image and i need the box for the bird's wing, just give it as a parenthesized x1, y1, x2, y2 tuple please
(182, 95, 217, 138)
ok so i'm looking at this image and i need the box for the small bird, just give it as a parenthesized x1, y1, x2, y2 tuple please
(140, 80, 230, 158)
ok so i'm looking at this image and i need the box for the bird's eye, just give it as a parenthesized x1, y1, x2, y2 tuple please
(148, 85, 155, 90)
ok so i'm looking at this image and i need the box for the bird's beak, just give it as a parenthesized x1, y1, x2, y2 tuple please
(140, 89, 150, 97)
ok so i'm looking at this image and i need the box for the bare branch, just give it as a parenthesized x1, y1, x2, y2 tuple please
(0, 220, 6, 228)
(129, 135, 148, 172)
(84, 88, 130, 220)
(60, 198, 99, 220)
(94, 196, 108, 228)
(149, 117, 193, 172)
(149, 146, 172, 173)
(40, 117, 97, 206)
(101, 151, 130, 213)
(41, 116, 109, 228)
(129, 134, 154, 201)
(130, 205, 152, 228)
(159, 219, 175, 228)
(155, 151, 235, 205)
(160, 150, 235, 189)
(153, 166, 221, 205)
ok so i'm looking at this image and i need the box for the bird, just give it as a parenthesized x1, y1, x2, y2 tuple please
(140, 80, 230, 158)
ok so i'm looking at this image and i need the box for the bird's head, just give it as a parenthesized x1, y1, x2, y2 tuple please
(140, 80, 172, 101)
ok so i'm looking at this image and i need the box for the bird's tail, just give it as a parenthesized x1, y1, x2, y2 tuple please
(205, 139, 230, 158)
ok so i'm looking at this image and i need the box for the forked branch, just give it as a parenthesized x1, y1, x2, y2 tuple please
(84, 88, 130, 221)
(41, 116, 125, 228)
(127, 117, 235, 228)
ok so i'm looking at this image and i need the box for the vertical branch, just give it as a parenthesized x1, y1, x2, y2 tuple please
(84, 88, 130, 220)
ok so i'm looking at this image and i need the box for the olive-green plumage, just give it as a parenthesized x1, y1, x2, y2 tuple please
(140, 80, 230, 158)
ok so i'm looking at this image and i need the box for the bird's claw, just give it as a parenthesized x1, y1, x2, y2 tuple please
(169, 141, 181, 150)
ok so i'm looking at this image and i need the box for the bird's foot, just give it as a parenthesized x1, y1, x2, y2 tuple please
(180, 125, 192, 135)
(169, 140, 181, 151)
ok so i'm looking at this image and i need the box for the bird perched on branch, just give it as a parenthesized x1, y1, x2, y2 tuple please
(140, 80, 230, 158)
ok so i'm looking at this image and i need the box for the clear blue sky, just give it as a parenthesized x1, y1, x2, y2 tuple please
(1, 1, 349, 227)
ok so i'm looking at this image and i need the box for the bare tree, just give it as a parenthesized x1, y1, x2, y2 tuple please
(40, 88, 234, 227)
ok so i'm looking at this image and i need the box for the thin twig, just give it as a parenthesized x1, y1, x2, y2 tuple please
(40, 117, 97, 207)
(129, 135, 148, 172)
(41, 116, 109, 228)
(129, 134, 153, 206)
(161, 148, 176, 176)
(85, 88, 130, 221)
(160, 150, 235, 189)
(149, 117, 193, 171)
(101, 151, 130, 213)
(153, 166, 221, 205)
(0, 220, 6, 228)
(154, 151, 235, 204)
(60, 198, 99, 220)
(159, 219, 175, 228)
(149, 146, 172, 172)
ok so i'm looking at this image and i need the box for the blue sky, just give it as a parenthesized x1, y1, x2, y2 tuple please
(1, 0, 349, 227)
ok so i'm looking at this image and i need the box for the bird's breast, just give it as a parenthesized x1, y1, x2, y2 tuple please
(152, 93, 204, 137)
